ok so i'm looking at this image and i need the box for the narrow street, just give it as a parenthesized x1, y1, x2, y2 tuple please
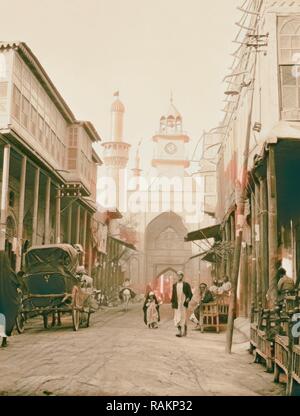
(0, 304, 284, 396)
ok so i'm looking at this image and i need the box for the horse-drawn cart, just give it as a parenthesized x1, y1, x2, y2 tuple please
(17, 244, 97, 332)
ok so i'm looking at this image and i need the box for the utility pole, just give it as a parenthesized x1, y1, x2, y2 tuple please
(225, 0, 264, 354)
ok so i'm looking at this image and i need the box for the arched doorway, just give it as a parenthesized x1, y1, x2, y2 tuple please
(153, 267, 178, 304)
(5, 215, 17, 270)
(145, 212, 192, 290)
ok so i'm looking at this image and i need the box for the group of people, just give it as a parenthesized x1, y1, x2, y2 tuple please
(142, 271, 232, 337)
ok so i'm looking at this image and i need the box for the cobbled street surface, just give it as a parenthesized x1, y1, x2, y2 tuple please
(0, 304, 285, 396)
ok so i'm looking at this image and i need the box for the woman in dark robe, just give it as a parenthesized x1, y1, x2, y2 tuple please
(143, 292, 160, 326)
(0, 251, 20, 347)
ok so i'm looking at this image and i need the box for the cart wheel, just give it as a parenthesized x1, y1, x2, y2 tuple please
(72, 309, 80, 331)
(43, 314, 49, 329)
(15, 313, 25, 334)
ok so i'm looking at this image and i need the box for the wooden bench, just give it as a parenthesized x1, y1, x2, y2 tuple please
(250, 303, 261, 353)
(199, 296, 229, 334)
(253, 308, 282, 373)
(273, 306, 300, 395)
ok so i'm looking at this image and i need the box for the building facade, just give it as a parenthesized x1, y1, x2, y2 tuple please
(213, 0, 300, 316)
(0, 42, 102, 273)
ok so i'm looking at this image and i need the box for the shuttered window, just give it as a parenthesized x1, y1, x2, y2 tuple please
(12, 85, 21, 120)
(21, 96, 30, 128)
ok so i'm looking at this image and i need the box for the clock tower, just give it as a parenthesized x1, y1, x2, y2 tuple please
(152, 97, 190, 178)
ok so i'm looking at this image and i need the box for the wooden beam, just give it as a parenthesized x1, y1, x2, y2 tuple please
(67, 204, 72, 243)
(255, 181, 262, 305)
(32, 167, 40, 246)
(260, 177, 269, 307)
(250, 191, 257, 307)
(267, 145, 278, 308)
(55, 188, 61, 244)
(0, 144, 10, 251)
(16, 155, 27, 271)
(75, 205, 81, 244)
(44, 177, 51, 244)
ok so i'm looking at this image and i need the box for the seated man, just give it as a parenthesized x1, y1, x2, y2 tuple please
(209, 280, 219, 297)
(193, 283, 214, 326)
(277, 268, 295, 301)
(219, 276, 232, 296)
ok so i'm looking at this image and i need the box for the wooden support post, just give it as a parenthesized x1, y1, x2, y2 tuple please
(0, 144, 10, 251)
(239, 243, 249, 317)
(82, 209, 87, 265)
(55, 188, 61, 244)
(251, 191, 257, 307)
(260, 177, 269, 307)
(75, 205, 81, 244)
(225, 220, 231, 277)
(16, 155, 27, 271)
(267, 145, 278, 308)
(44, 177, 51, 244)
(32, 167, 40, 246)
(67, 204, 72, 244)
(255, 181, 262, 305)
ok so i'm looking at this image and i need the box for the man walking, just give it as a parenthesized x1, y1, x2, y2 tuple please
(171, 271, 193, 338)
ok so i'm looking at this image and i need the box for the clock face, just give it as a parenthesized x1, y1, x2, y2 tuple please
(165, 142, 177, 155)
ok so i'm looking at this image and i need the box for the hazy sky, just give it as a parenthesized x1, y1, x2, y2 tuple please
(1, 0, 241, 172)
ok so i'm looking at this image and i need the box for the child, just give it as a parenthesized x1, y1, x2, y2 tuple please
(143, 292, 159, 329)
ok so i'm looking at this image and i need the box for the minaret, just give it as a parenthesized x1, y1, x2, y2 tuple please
(102, 92, 131, 210)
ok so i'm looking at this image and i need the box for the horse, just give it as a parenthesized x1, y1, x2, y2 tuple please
(121, 288, 132, 312)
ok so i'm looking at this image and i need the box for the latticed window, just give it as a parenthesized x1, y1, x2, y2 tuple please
(12, 85, 21, 120)
(278, 16, 300, 120)
(45, 123, 51, 152)
(21, 96, 30, 128)
(68, 148, 77, 170)
(38, 115, 44, 143)
(30, 105, 37, 137)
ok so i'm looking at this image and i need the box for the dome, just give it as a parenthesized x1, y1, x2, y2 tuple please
(111, 98, 125, 113)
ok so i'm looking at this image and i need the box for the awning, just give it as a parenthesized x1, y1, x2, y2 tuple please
(110, 237, 137, 251)
(188, 244, 220, 264)
(185, 224, 221, 242)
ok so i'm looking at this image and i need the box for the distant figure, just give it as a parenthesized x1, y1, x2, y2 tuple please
(143, 292, 160, 329)
(171, 271, 193, 338)
(77, 266, 93, 292)
(119, 279, 136, 301)
(0, 251, 20, 347)
(277, 268, 295, 300)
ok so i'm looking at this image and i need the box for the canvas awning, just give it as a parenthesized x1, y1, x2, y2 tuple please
(185, 224, 221, 242)
(111, 237, 137, 251)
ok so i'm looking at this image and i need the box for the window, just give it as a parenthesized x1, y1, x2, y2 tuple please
(69, 127, 78, 147)
(12, 85, 21, 120)
(51, 130, 56, 157)
(45, 123, 51, 152)
(30, 105, 37, 137)
(38, 115, 44, 143)
(68, 148, 77, 170)
(279, 17, 300, 120)
(21, 96, 30, 128)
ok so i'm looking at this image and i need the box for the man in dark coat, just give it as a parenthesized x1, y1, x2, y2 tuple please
(171, 271, 193, 337)
(193, 283, 214, 324)
(0, 251, 20, 347)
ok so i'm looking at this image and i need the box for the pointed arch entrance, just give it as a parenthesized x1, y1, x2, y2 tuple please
(145, 212, 192, 297)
